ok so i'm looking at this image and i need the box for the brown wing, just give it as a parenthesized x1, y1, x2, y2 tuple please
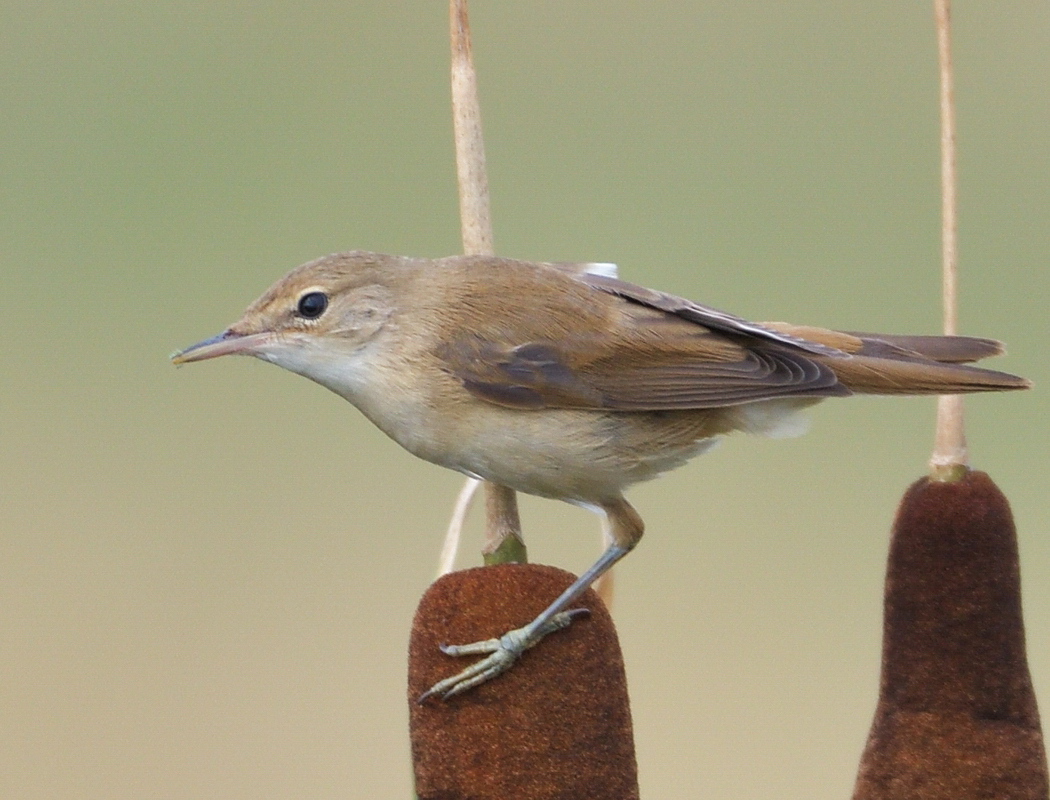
(437, 300, 850, 412)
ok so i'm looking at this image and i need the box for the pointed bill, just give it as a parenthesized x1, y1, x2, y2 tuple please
(170, 331, 272, 364)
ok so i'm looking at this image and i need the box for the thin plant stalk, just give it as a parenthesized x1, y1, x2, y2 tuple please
(450, 0, 493, 256)
(437, 478, 480, 577)
(447, 0, 526, 562)
(930, 0, 968, 480)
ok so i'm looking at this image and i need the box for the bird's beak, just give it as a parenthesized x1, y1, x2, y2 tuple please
(170, 330, 273, 364)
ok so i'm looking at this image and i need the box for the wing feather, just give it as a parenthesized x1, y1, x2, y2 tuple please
(438, 329, 848, 412)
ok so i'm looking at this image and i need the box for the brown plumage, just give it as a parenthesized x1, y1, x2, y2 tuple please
(172, 251, 1029, 699)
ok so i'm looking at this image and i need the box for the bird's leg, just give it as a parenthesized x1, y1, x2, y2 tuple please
(419, 497, 644, 701)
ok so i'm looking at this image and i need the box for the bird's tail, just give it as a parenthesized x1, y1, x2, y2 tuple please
(761, 323, 1031, 395)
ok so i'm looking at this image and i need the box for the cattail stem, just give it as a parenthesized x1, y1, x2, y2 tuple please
(436, 477, 480, 576)
(930, 0, 968, 479)
(450, 0, 493, 257)
(448, 0, 524, 558)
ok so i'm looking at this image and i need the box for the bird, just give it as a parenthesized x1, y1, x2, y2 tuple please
(172, 250, 1029, 699)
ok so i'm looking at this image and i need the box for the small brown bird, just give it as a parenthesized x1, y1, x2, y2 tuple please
(173, 251, 1029, 699)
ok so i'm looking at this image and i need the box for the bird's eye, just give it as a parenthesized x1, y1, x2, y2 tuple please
(297, 291, 328, 319)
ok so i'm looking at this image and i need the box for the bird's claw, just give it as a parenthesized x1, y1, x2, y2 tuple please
(418, 608, 589, 702)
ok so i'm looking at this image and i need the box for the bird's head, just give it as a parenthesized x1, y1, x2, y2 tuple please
(172, 251, 411, 386)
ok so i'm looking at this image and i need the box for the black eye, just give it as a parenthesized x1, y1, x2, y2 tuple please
(297, 291, 328, 319)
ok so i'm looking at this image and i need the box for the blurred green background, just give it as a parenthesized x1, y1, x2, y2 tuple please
(2, 2, 1047, 797)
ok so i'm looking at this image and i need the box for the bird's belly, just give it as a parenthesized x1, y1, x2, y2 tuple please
(347, 366, 814, 503)
(412, 405, 724, 503)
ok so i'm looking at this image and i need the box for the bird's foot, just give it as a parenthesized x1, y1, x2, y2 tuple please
(418, 608, 590, 702)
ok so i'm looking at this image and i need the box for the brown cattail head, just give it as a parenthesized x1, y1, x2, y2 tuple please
(409, 564, 639, 800)
(853, 471, 1048, 800)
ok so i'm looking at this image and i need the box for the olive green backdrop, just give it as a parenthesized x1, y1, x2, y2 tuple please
(2, 3, 1047, 798)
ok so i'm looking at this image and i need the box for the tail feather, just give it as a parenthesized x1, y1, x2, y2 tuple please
(751, 321, 1029, 395)
(820, 353, 1030, 395)
(845, 332, 1005, 363)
